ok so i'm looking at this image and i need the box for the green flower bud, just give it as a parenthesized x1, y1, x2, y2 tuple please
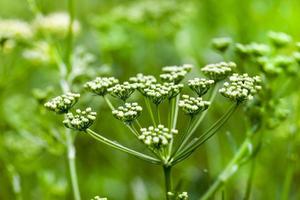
(112, 102, 142, 123)
(44, 93, 80, 114)
(219, 73, 261, 103)
(138, 125, 178, 149)
(108, 82, 137, 101)
(177, 192, 189, 200)
(142, 83, 170, 105)
(211, 37, 232, 52)
(129, 73, 157, 94)
(84, 77, 119, 96)
(293, 52, 300, 65)
(165, 82, 184, 99)
(268, 31, 292, 48)
(179, 95, 210, 116)
(188, 78, 215, 96)
(201, 62, 236, 82)
(63, 107, 96, 131)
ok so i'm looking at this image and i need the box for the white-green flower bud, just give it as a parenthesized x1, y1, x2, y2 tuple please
(129, 73, 157, 94)
(0, 19, 33, 41)
(201, 62, 236, 81)
(219, 73, 261, 103)
(85, 77, 119, 96)
(138, 125, 178, 149)
(188, 78, 214, 96)
(165, 82, 184, 99)
(160, 64, 193, 83)
(212, 37, 232, 52)
(108, 82, 137, 101)
(63, 107, 97, 131)
(142, 83, 170, 105)
(293, 52, 300, 64)
(44, 93, 80, 114)
(268, 31, 292, 48)
(179, 95, 210, 116)
(235, 43, 270, 57)
(112, 102, 142, 123)
(177, 192, 189, 200)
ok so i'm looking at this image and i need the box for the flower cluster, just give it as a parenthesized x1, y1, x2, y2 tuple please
(112, 102, 142, 123)
(138, 125, 178, 149)
(108, 82, 137, 101)
(63, 107, 96, 131)
(201, 62, 236, 81)
(44, 93, 80, 114)
(0, 19, 33, 41)
(129, 73, 157, 94)
(188, 78, 215, 96)
(165, 82, 184, 99)
(160, 64, 192, 84)
(142, 83, 170, 105)
(219, 73, 262, 103)
(212, 37, 232, 52)
(33, 12, 81, 37)
(177, 192, 189, 200)
(235, 43, 271, 57)
(84, 77, 119, 96)
(179, 95, 210, 116)
(268, 31, 292, 48)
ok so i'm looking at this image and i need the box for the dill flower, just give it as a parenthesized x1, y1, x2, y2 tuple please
(84, 77, 119, 96)
(138, 125, 178, 149)
(33, 12, 81, 37)
(63, 107, 96, 131)
(165, 82, 184, 99)
(142, 83, 170, 105)
(201, 62, 236, 81)
(112, 102, 142, 123)
(177, 192, 189, 200)
(235, 43, 270, 57)
(219, 73, 261, 103)
(44, 93, 80, 114)
(108, 82, 137, 101)
(129, 73, 157, 94)
(22, 41, 53, 64)
(160, 64, 192, 83)
(0, 19, 33, 41)
(179, 95, 210, 116)
(188, 78, 215, 96)
(212, 37, 232, 52)
(268, 31, 292, 48)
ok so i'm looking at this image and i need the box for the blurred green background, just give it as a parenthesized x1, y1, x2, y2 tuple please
(0, 0, 299, 199)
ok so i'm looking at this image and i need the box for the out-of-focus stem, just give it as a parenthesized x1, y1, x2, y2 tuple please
(163, 166, 172, 200)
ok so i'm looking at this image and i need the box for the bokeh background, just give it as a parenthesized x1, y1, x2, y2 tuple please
(0, 0, 299, 199)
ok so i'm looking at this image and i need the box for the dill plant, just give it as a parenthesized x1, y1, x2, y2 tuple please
(45, 62, 261, 199)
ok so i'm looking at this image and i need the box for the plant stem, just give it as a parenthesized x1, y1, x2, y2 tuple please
(86, 129, 161, 164)
(172, 96, 180, 130)
(156, 104, 161, 124)
(200, 138, 251, 200)
(65, 129, 81, 200)
(103, 96, 115, 110)
(243, 157, 256, 200)
(144, 97, 156, 126)
(66, 0, 74, 72)
(163, 166, 172, 200)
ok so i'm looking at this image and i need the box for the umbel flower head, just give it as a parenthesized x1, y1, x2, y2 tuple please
(160, 64, 192, 83)
(164, 82, 184, 99)
(84, 77, 119, 96)
(108, 82, 137, 101)
(138, 125, 178, 149)
(0, 19, 33, 41)
(201, 62, 236, 82)
(188, 78, 215, 96)
(212, 37, 232, 52)
(63, 107, 96, 131)
(179, 95, 210, 116)
(268, 31, 292, 48)
(142, 83, 170, 105)
(44, 93, 80, 114)
(219, 73, 262, 103)
(129, 73, 157, 94)
(112, 102, 142, 123)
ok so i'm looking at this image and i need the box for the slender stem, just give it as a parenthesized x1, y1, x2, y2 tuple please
(66, 0, 74, 72)
(135, 119, 142, 129)
(103, 95, 115, 110)
(86, 129, 161, 164)
(65, 129, 81, 200)
(163, 166, 172, 200)
(172, 96, 180, 130)
(243, 157, 256, 200)
(156, 104, 161, 124)
(144, 97, 157, 126)
(200, 138, 251, 200)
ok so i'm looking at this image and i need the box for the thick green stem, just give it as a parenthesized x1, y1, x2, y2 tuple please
(103, 96, 115, 110)
(163, 166, 172, 200)
(243, 157, 256, 200)
(66, 130, 81, 200)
